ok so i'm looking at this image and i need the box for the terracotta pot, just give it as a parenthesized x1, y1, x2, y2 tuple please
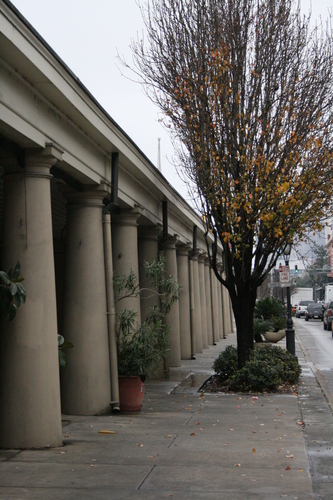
(263, 330, 286, 343)
(118, 375, 145, 411)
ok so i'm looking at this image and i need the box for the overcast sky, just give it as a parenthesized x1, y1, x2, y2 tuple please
(9, 0, 333, 205)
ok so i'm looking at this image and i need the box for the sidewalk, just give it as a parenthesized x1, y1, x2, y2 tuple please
(0, 329, 331, 499)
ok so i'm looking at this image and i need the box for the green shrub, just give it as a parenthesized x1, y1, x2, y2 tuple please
(213, 345, 301, 392)
(254, 297, 284, 320)
(213, 345, 238, 382)
(270, 316, 286, 332)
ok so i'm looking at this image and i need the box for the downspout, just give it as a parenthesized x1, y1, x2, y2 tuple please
(189, 225, 197, 358)
(103, 152, 120, 411)
(160, 200, 170, 378)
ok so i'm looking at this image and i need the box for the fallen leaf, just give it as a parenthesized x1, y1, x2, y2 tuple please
(285, 454, 294, 458)
(298, 469, 303, 473)
(252, 397, 258, 400)
(252, 449, 256, 453)
(228, 428, 234, 431)
(136, 443, 144, 447)
(235, 463, 241, 467)
(98, 430, 117, 435)
(285, 466, 291, 470)
(200, 427, 204, 431)
(195, 422, 200, 425)
(190, 433, 195, 437)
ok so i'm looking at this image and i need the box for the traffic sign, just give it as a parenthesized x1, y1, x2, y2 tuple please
(279, 265, 290, 284)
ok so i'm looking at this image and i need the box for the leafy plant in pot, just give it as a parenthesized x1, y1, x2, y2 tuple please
(114, 258, 180, 411)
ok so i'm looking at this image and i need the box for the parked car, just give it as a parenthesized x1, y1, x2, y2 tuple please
(296, 300, 314, 318)
(305, 302, 324, 321)
(323, 301, 333, 331)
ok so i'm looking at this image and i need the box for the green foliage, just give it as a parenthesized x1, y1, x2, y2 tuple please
(213, 345, 238, 382)
(253, 318, 272, 337)
(254, 297, 284, 320)
(213, 345, 301, 392)
(115, 258, 180, 377)
(0, 261, 26, 321)
(270, 315, 286, 332)
(116, 306, 169, 376)
(58, 334, 74, 369)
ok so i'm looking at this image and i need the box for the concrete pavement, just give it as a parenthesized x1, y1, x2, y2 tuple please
(0, 328, 332, 499)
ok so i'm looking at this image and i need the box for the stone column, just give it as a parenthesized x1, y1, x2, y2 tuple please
(176, 243, 192, 360)
(112, 208, 141, 322)
(218, 281, 225, 339)
(138, 225, 161, 322)
(190, 251, 203, 354)
(211, 270, 220, 344)
(60, 187, 111, 415)
(204, 257, 214, 345)
(0, 145, 63, 449)
(138, 225, 164, 378)
(222, 277, 230, 337)
(164, 236, 181, 367)
(229, 292, 235, 333)
(198, 253, 208, 349)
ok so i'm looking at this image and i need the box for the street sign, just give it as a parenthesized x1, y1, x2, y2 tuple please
(268, 282, 280, 288)
(279, 265, 290, 284)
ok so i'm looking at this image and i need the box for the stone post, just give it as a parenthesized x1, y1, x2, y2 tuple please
(198, 253, 208, 349)
(204, 257, 214, 345)
(138, 225, 164, 378)
(138, 225, 161, 322)
(60, 187, 111, 415)
(176, 243, 192, 359)
(190, 251, 203, 353)
(0, 145, 63, 448)
(164, 236, 181, 367)
(211, 270, 220, 344)
(112, 208, 142, 323)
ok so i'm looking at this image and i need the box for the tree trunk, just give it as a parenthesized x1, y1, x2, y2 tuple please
(231, 287, 257, 369)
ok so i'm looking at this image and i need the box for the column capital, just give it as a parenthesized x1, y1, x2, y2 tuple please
(198, 252, 208, 262)
(164, 234, 179, 250)
(176, 242, 192, 256)
(204, 255, 211, 266)
(112, 207, 143, 227)
(60, 185, 108, 209)
(189, 250, 200, 261)
(26, 143, 63, 167)
(138, 224, 163, 240)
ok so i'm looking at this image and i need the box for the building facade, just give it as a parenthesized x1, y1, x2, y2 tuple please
(0, 0, 233, 449)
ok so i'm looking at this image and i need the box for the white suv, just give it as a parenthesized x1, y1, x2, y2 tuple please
(296, 300, 314, 318)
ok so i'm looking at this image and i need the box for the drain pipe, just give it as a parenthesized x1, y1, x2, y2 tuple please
(103, 210, 120, 411)
(103, 152, 120, 411)
(189, 225, 198, 359)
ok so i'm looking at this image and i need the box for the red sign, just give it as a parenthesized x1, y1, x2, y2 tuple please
(279, 265, 290, 284)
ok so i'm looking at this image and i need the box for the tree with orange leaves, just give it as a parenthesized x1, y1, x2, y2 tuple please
(126, 0, 333, 367)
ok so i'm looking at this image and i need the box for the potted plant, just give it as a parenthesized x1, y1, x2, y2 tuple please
(114, 258, 180, 411)
(254, 297, 286, 343)
(263, 316, 286, 343)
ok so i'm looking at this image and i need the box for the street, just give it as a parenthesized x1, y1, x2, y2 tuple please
(294, 316, 333, 399)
